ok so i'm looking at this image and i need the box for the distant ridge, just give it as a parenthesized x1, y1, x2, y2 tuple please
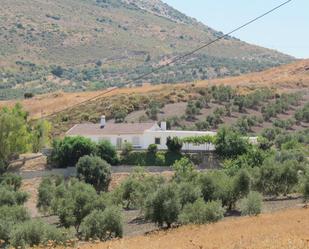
(0, 0, 294, 99)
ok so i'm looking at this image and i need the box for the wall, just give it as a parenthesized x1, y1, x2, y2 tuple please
(144, 130, 216, 151)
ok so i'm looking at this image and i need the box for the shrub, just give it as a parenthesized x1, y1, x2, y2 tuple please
(0, 173, 22, 191)
(199, 173, 216, 202)
(121, 142, 133, 157)
(119, 169, 165, 209)
(49, 136, 96, 168)
(145, 183, 181, 228)
(37, 176, 63, 214)
(76, 155, 112, 192)
(199, 171, 247, 210)
(147, 144, 158, 154)
(172, 157, 195, 183)
(0, 187, 29, 206)
(96, 140, 119, 165)
(9, 220, 72, 249)
(80, 207, 123, 241)
(179, 199, 224, 225)
(240, 191, 263, 216)
(54, 181, 98, 232)
(166, 136, 183, 154)
(255, 159, 299, 196)
(0, 205, 30, 243)
(178, 182, 202, 207)
(215, 126, 249, 159)
(233, 169, 251, 198)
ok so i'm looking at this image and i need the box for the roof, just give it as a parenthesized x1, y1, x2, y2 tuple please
(66, 122, 157, 136)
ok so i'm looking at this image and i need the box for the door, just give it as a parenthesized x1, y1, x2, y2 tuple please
(116, 137, 123, 150)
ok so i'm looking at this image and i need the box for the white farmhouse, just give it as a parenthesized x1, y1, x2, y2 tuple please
(66, 116, 216, 151)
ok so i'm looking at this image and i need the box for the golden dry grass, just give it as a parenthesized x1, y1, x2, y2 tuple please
(49, 208, 309, 249)
(1, 60, 308, 119)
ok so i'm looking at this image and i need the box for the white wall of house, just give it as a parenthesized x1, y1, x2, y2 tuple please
(82, 134, 145, 149)
(74, 130, 217, 151)
(144, 130, 216, 151)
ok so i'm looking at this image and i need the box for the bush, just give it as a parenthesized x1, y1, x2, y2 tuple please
(37, 176, 63, 214)
(10, 220, 72, 249)
(54, 181, 98, 231)
(119, 169, 165, 209)
(76, 156, 112, 192)
(0, 186, 29, 206)
(179, 199, 224, 225)
(147, 144, 158, 154)
(240, 191, 263, 216)
(198, 171, 248, 210)
(96, 140, 119, 165)
(177, 182, 202, 207)
(80, 207, 123, 241)
(121, 142, 133, 157)
(255, 159, 299, 196)
(215, 126, 249, 159)
(0, 205, 30, 243)
(172, 157, 196, 183)
(145, 183, 181, 228)
(49, 136, 96, 168)
(0, 173, 22, 191)
(166, 136, 183, 154)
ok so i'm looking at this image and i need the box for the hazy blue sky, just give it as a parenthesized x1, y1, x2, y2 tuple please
(163, 0, 309, 58)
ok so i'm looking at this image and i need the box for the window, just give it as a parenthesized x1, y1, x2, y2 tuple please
(155, 137, 161, 145)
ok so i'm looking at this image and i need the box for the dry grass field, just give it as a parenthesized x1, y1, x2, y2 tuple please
(1, 59, 308, 119)
(42, 208, 309, 249)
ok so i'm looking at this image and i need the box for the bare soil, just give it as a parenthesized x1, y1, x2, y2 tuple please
(45, 208, 309, 249)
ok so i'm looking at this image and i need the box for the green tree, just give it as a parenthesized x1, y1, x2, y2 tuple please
(55, 181, 98, 232)
(80, 207, 123, 241)
(145, 183, 181, 228)
(76, 156, 112, 192)
(0, 104, 32, 173)
(31, 120, 52, 153)
(177, 182, 202, 208)
(9, 220, 72, 249)
(215, 126, 249, 159)
(49, 136, 96, 168)
(166, 136, 183, 154)
(172, 157, 195, 183)
(121, 142, 133, 157)
(179, 199, 224, 225)
(240, 191, 263, 216)
(0, 173, 22, 191)
(96, 140, 118, 165)
(0, 205, 30, 243)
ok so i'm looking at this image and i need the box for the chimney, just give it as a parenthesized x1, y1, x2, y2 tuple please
(100, 115, 106, 128)
(161, 121, 167, 131)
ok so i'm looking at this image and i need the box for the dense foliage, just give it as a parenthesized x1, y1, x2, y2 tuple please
(76, 155, 112, 192)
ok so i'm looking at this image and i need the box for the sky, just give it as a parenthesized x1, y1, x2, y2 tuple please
(163, 0, 309, 59)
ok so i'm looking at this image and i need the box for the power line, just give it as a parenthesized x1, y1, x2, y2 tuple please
(39, 0, 292, 120)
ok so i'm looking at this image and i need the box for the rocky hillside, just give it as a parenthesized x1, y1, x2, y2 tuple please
(0, 0, 294, 99)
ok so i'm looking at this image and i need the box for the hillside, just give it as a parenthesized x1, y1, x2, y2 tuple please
(1, 59, 308, 118)
(0, 0, 294, 99)
(44, 208, 309, 249)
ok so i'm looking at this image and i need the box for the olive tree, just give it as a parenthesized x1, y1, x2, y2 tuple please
(145, 183, 181, 228)
(76, 155, 112, 192)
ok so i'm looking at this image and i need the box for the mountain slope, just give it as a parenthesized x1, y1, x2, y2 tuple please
(0, 0, 294, 99)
